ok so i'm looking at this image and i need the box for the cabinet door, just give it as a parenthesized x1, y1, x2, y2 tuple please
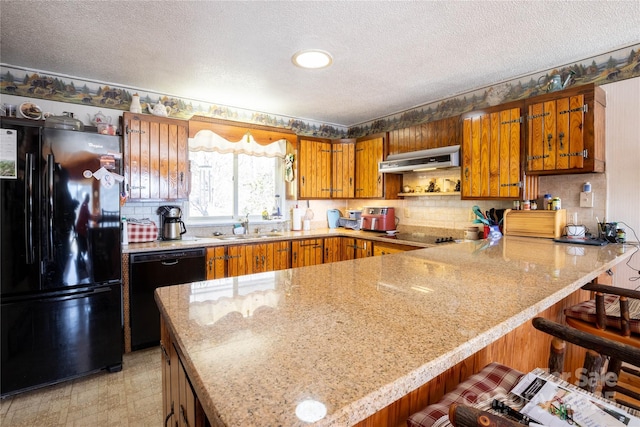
(226, 245, 250, 277)
(323, 237, 342, 263)
(291, 239, 323, 267)
(272, 241, 291, 271)
(160, 317, 177, 427)
(252, 243, 274, 273)
(526, 93, 586, 173)
(332, 141, 355, 198)
(461, 106, 522, 199)
(298, 138, 332, 199)
(525, 84, 605, 175)
(123, 112, 189, 200)
(342, 238, 372, 260)
(355, 136, 384, 198)
(206, 246, 226, 279)
(178, 356, 196, 427)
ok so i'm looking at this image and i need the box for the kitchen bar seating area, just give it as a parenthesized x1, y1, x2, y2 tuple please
(1, 2, 640, 426)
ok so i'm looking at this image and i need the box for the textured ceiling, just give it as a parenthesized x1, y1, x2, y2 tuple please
(1, 1, 639, 127)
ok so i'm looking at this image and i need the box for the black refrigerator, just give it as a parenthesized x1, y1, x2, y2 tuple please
(1, 117, 123, 397)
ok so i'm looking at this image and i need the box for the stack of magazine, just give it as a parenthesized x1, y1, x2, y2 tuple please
(510, 368, 640, 427)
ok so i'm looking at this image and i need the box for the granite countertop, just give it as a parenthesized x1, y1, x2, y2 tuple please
(155, 237, 634, 427)
(122, 227, 439, 254)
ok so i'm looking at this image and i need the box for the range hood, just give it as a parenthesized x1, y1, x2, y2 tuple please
(379, 145, 460, 173)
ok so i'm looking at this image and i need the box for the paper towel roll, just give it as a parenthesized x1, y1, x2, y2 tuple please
(292, 208, 304, 231)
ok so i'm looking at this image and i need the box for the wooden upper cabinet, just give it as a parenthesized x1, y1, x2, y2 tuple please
(297, 138, 355, 199)
(388, 116, 460, 156)
(525, 84, 605, 175)
(297, 138, 332, 199)
(123, 112, 190, 201)
(331, 141, 355, 199)
(355, 135, 384, 198)
(461, 103, 525, 199)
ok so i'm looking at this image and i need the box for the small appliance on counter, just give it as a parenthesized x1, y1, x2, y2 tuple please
(157, 206, 186, 240)
(361, 207, 397, 231)
(327, 209, 341, 229)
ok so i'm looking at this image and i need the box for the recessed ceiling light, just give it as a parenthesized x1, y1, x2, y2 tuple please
(292, 49, 333, 69)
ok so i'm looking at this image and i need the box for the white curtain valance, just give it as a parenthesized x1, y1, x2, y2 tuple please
(189, 130, 286, 159)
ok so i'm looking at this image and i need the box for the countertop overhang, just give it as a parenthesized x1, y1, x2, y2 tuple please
(155, 237, 635, 426)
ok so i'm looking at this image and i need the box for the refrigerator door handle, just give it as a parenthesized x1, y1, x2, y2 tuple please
(46, 153, 55, 258)
(24, 153, 35, 264)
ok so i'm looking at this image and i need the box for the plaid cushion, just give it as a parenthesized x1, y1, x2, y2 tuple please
(407, 362, 524, 427)
(564, 295, 640, 335)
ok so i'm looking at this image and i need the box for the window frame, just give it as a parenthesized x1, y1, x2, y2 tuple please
(185, 150, 285, 223)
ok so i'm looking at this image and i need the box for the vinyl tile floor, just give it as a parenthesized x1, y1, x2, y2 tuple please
(0, 347, 162, 426)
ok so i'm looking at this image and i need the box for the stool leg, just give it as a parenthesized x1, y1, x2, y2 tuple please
(549, 337, 566, 377)
(581, 350, 604, 393)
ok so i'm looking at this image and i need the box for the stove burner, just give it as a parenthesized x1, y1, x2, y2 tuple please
(434, 237, 455, 244)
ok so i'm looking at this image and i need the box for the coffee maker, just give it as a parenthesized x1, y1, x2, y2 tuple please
(157, 206, 186, 240)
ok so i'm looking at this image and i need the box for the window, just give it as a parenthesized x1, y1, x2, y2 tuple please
(186, 131, 285, 221)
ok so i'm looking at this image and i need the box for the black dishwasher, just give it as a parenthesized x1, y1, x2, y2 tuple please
(130, 248, 206, 350)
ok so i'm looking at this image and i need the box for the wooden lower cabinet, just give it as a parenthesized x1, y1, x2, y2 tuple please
(161, 318, 209, 427)
(227, 242, 291, 277)
(373, 241, 419, 256)
(205, 246, 226, 280)
(324, 237, 343, 263)
(342, 238, 373, 260)
(291, 238, 324, 267)
(207, 241, 291, 279)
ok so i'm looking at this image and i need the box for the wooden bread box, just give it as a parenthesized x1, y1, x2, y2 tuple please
(502, 208, 567, 239)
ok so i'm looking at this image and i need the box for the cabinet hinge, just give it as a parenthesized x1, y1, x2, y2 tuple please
(501, 117, 523, 125)
(526, 111, 551, 120)
(500, 182, 523, 188)
(126, 127, 145, 134)
(559, 104, 588, 115)
(559, 149, 588, 159)
(526, 154, 550, 161)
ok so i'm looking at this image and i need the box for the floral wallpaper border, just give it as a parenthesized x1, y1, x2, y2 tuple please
(2, 43, 638, 139)
(0, 64, 349, 139)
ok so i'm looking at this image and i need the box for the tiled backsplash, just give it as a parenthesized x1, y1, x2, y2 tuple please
(123, 173, 606, 236)
(538, 172, 606, 233)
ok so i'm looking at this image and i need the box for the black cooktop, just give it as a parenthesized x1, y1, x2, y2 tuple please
(382, 233, 456, 245)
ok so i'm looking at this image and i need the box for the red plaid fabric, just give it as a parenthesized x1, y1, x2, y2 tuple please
(407, 362, 524, 427)
(564, 295, 640, 334)
(127, 221, 158, 243)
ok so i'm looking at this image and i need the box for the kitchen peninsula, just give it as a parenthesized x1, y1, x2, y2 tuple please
(155, 237, 634, 427)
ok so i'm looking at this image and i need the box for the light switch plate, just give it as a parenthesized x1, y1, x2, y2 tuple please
(580, 191, 594, 207)
(404, 208, 410, 218)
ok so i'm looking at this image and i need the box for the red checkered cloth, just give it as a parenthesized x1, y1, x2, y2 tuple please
(407, 362, 524, 427)
(126, 220, 158, 243)
(564, 295, 640, 334)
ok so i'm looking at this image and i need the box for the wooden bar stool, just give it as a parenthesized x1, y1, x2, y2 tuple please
(407, 317, 640, 427)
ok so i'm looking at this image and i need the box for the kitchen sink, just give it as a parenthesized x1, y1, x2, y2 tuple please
(215, 233, 283, 240)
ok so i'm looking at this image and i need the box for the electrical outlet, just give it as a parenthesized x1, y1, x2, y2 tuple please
(404, 208, 410, 218)
(580, 191, 594, 208)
